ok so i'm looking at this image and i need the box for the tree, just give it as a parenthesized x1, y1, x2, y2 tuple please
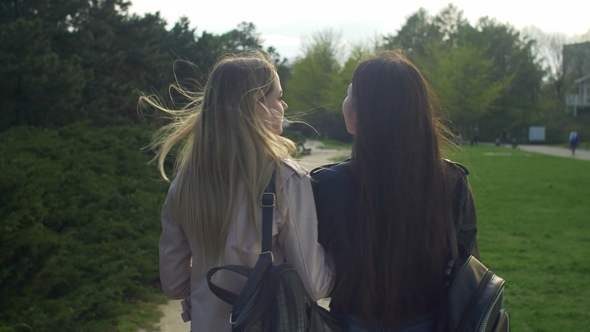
(417, 43, 506, 135)
(472, 18, 545, 137)
(285, 29, 347, 138)
(267, 46, 292, 89)
(0, 0, 286, 130)
(234, 21, 264, 51)
(286, 29, 343, 112)
(382, 8, 441, 57)
(431, 4, 469, 44)
(325, 45, 372, 112)
(382, 6, 545, 140)
(284, 30, 379, 141)
(0, 18, 85, 129)
(522, 26, 570, 113)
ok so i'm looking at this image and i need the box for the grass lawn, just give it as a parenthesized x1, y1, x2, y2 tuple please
(445, 145, 590, 331)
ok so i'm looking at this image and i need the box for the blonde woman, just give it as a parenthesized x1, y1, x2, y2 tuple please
(143, 53, 334, 331)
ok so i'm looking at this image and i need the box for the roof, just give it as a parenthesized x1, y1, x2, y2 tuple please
(575, 73, 590, 84)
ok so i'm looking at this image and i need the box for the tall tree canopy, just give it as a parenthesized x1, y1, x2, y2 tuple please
(382, 5, 545, 139)
(285, 29, 369, 141)
(0, 0, 286, 131)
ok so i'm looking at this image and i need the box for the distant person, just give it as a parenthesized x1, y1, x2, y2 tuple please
(142, 53, 333, 331)
(311, 51, 479, 331)
(501, 129, 507, 144)
(569, 131, 579, 155)
(470, 126, 479, 146)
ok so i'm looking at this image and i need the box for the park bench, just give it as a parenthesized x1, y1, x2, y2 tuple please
(297, 142, 312, 156)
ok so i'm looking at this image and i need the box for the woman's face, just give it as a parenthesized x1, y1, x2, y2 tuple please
(256, 74, 287, 135)
(342, 84, 357, 135)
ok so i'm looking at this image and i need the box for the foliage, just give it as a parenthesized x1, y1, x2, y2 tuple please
(0, 0, 287, 131)
(381, 8, 441, 56)
(0, 124, 169, 331)
(523, 27, 570, 115)
(417, 42, 506, 135)
(382, 5, 545, 141)
(445, 145, 590, 331)
(286, 30, 368, 141)
(472, 18, 545, 139)
(287, 29, 343, 113)
(0, 17, 85, 129)
(284, 5, 548, 144)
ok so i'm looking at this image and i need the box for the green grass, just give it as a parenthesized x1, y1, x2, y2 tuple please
(445, 145, 590, 331)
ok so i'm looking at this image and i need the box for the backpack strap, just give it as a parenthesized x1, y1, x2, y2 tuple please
(447, 165, 468, 261)
(437, 162, 471, 332)
(229, 174, 276, 324)
(261, 175, 276, 253)
(206, 174, 276, 324)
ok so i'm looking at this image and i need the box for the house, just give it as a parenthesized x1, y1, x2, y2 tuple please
(564, 42, 590, 116)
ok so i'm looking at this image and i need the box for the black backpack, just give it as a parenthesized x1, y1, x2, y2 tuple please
(438, 166, 510, 332)
(206, 175, 346, 331)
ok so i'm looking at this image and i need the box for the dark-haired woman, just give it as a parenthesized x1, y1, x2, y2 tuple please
(311, 51, 479, 332)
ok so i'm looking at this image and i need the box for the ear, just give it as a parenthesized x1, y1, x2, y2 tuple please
(255, 100, 267, 117)
(344, 105, 357, 135)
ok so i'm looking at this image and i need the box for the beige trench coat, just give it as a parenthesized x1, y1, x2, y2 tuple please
(159, 159, 334, 332)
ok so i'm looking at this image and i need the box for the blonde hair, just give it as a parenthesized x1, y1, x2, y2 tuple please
(141, 52, 296, 267)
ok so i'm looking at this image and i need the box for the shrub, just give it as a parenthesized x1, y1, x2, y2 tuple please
(0, 124, 169, 331)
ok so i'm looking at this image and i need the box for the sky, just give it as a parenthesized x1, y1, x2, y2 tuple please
(128, 0, 590, 60)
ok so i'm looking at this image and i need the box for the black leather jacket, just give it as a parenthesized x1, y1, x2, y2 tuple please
(310, 159, 479, 310)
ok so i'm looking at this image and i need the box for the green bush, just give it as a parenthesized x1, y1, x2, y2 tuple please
(0, 124, 169, 331)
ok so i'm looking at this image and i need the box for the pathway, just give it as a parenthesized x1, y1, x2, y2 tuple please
(516, 144, 590, 161)
(296, 140, 352, 170)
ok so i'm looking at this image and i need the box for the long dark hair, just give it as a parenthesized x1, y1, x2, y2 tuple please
(337, 51, 449, 328)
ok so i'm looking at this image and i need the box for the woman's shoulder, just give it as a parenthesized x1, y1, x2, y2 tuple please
(309, 158, 352, 182)
(444, 159, 469, 177)
(278, 158, 313, 189)
(281, 158, 309, 178)
(164, 177, 179, 199)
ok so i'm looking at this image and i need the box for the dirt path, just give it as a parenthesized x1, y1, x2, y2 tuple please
(140, 301, 187, 332)
(516, 144, 590, 161)
(144, 141, 350, 332)
(296, 140, 352, 170)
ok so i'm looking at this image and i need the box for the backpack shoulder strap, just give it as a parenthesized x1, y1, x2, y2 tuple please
(261, 174, 275, 253)
(444, 160, 469, 261)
